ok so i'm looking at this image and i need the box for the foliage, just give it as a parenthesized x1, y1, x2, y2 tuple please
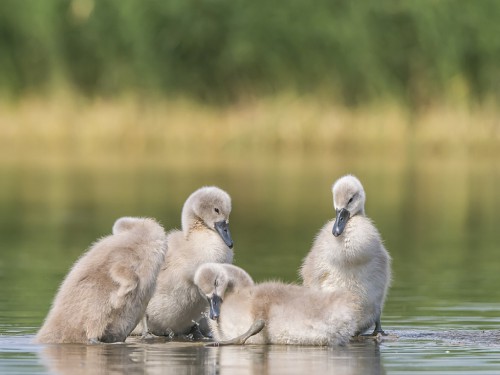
(1, 0, 500, 107)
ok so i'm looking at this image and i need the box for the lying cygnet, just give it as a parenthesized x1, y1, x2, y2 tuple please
(300, 175, 391, 336)
(194, 263, 360, 346)
(36, 217, 167, 344)
(135, 186, 234, 337)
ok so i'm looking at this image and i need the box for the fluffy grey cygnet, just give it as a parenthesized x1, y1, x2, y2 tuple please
(300, 175, 392, 336)
(36, 217, 167, 344)
(195, 263, 360, 346)
(134, 186, 234, 337)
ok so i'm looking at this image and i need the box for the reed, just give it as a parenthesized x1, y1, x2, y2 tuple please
(1, 95, 499, 167)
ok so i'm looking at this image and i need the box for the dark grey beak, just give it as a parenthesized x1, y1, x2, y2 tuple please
(215, 220, 233, 249)
(332, 208, 350, 237)
(208, 294, 223, 320)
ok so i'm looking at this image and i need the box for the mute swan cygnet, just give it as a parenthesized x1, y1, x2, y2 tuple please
(300, 175, 392, 336)
(194, 263, 360, 346)
(36, 217, 167, 344)
(135, 186, 234, 337)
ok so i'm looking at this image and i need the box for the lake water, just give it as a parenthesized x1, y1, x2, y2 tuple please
(1, 149, 500, 374)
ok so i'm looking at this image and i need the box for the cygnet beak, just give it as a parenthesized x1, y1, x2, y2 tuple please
(215, 220, 234, 249)
(208, 294, 223, 321)
(332, 208, 350, 237)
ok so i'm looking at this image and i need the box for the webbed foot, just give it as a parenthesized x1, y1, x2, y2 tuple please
(188, 322, 210, 341)
(367, 318, 387, 337)
(370, 327, 387, 337)
(140, 332, 157, 340)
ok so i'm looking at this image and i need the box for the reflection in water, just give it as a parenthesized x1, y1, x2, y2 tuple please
(40, 340, 219, 375)
(3, 152, 500, 374)
(38, 340, 384, 375)
(213, 342, 385, 375)
(40, 344, 144, 375)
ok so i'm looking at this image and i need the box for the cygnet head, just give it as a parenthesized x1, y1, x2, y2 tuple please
(181, 186, 233, 249)
(331, 175, 366, 237)
(194, 263, 230, 320)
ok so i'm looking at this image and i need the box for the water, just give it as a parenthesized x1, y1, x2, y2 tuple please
(1, 151, 500, 374)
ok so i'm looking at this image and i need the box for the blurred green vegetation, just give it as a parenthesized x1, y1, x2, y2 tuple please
(1, 0, 500, 107)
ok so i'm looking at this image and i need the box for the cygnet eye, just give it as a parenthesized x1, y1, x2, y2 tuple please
(214, 208, 220, 214)
(348, 197, 353, 204)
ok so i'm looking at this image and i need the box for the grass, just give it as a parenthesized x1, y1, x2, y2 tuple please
(1, 94, 499, 167)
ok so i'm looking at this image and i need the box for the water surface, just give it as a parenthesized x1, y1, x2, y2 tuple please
(1, 151, 499, 374)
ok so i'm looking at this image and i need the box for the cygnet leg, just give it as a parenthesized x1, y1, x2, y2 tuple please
(140, 315, 156, 339)
(370, 317, 387, 336)
(206, 319, 265, 347)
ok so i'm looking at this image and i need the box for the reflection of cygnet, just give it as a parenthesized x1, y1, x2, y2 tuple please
(135, 186, 234, 336)
(195, 263, 360, 346)
(40, 343, 137, 375)
(300, 175, 392, 335)
(36, 217, 167, 344)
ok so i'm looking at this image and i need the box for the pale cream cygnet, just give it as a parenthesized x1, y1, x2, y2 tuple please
(135, 186, 234, 336)
(36, 217, 167, 344)
(300, 175, 392, 336)
(194, 263, 360, 346)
